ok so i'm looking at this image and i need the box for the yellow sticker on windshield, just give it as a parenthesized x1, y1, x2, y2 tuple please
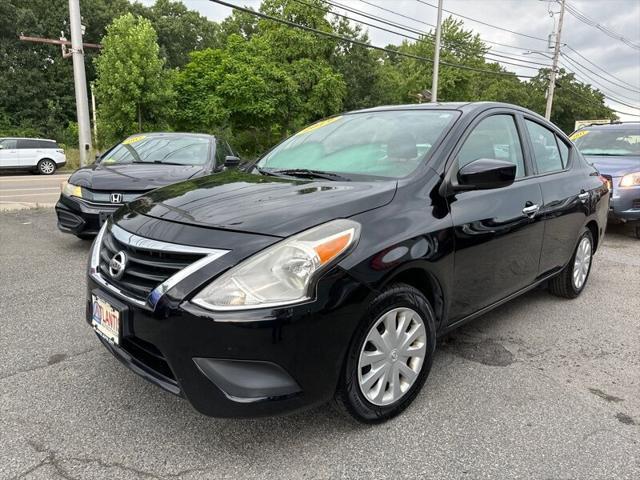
(297, 116, 342, 136)
(123, 135, 146, 145)
(569, 130, 589, 141)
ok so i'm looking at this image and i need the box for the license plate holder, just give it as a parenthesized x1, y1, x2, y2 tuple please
(91, 291, 127, 345)
(99, 211, 111, 226)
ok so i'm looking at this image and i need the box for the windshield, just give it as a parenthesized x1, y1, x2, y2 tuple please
(101, 135, 210, 166)
(572, 127, 640, 156)
(256, 110, 458, 179)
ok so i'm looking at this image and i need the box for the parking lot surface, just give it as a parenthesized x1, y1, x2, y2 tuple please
(1, 209, 638, 479)
(0, 174, 70, 211)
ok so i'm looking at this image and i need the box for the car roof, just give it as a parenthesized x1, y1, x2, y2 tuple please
(348, 101, 546, 118)
(579, 122, 640, 130)
(1, 137, 57, 141)
(124, 132, 215, 139)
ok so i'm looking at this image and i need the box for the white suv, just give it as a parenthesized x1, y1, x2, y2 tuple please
(0, 137, 66, 175)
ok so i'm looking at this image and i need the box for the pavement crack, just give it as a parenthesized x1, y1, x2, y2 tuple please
(0, 347, 100, 381)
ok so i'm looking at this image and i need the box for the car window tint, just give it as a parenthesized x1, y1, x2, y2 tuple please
(17, 139, 36, 149)
(556, 136, 569, 167)
(215, 139, 232, 165)
(0, 139, 17, 149)
(525, 120, 564, 173)
(457, 114, 525, 177)
(101, 136, 211, 166)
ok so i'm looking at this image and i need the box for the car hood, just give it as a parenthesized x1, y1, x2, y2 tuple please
(585, 155, 640, 178)
(69, 163, 206, 191)
(125, 170, 397, 237)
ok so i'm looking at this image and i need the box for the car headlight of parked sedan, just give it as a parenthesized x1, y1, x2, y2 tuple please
(192, 219, 360, 310)
(619, 172, 640, 187)
(61, 180, 82, 198)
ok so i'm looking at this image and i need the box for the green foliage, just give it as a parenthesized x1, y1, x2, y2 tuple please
(94, 13, 175, 146)
(2, 0, 617, 155)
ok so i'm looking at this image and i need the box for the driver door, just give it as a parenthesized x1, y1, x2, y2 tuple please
(447, 113, 545, 323)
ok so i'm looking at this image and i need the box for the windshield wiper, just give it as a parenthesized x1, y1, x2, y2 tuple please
(270, 168, 350, 181)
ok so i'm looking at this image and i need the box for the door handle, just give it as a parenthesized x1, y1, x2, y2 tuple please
(578, 191, 589, 203)
(522, 204, 540, 217)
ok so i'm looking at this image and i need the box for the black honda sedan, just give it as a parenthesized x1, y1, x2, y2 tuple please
(56, 132, 238, 238)
(87, 103, 609, 423)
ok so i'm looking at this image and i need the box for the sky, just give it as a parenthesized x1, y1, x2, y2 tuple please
(143, 0, 640, 120)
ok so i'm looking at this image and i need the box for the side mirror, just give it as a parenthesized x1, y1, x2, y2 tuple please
(456, 158, 516, 190)
(224, 155, 241, 168)
(95, 152, 103, 162)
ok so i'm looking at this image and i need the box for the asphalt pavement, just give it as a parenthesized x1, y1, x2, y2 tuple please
(0, 173, 70, 211)
(0, 209, 638, 479)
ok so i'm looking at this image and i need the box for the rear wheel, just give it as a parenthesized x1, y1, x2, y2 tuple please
(335, 283, 436, 423)
(37, 159, 56, 175)
(548, 229, 594, 298)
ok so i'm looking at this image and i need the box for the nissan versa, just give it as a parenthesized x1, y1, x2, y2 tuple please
(87, 103, 609, 423)
(56, 132, 238, 238)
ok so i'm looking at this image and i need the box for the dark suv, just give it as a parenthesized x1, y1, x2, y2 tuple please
(86, 103, 608, 423)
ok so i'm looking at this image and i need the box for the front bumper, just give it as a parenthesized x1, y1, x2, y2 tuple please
(86, 271, 370, 418)
(56, 194, 121, 236)
(609, 186, 640, 223)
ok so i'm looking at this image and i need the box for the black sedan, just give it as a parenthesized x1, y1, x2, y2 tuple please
(86, 103, 609, 423)
(56, 132, 238, 238)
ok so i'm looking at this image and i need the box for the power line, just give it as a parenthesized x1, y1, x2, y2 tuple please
(207, 0, 535, 78)
(357, 0, 547, 54)
(564, 1, 640, 51)
(563, 55, 640, 108)
(415, 0, 548, 43)
(557, 81, 640, 117)
(564, 45, 640, 92)
(294, 0, 548, 70)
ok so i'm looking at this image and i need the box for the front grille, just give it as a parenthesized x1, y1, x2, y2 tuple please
(99, 228, 205, 301)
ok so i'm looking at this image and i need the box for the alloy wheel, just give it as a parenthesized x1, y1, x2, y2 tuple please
(357, 307, 427, 406)
(572, 236, 592, 290)
(40, 160, 55, 174)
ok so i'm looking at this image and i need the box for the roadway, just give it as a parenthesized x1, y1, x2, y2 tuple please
(0, 173, 70, 210)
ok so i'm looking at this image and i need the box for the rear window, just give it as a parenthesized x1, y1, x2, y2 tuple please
(17, 139, 57, 149)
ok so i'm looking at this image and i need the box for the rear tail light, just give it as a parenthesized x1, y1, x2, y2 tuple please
(598, 175, 611, 192)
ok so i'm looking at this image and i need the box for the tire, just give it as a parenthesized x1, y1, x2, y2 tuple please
(548, 229, 594, 299)
(37, 159, 57, 175)
(335, 283, 436, 423)
(634, 225, 640, 240)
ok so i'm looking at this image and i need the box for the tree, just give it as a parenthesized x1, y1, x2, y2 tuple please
(94, 13, 174, 145)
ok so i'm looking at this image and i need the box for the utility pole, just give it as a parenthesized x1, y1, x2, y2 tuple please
(90, 82, 98, 145)
(545, 0, 565, 120)
(431, 0, 443, 103)
(68, 0, 92, 166)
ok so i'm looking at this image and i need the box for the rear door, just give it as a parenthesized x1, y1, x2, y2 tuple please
(447, 111, 545, 322)
(521, 117, 590, 275)
(16, 139, 38, 167)
(0, 139, 19, 167)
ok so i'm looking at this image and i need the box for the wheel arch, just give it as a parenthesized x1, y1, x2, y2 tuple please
(585, 219, 599, 252)
(378, 266, 446, 330)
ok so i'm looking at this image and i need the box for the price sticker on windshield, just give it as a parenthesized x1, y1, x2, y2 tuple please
(123, 135, 146, 145)
(297, 116, 342, 136)
(569, 130, 589, 142)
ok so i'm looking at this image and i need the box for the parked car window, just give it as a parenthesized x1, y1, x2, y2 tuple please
(0, 139, 17, 149)
(556, 136, 569, 166)
(257, 110, 458, 179)
(215, 139, 233, 165)
(572, 127, 640, 156)
(525, 120, 564, 173)
(101, 135, 211, 166)
(457, 114, 526, 177)
(17, 139, 41, 149)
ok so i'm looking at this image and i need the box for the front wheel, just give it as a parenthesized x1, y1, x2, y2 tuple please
(548, 229, 594, 298)
(37, 159, 57, 175)
(335, 283, 436, 423)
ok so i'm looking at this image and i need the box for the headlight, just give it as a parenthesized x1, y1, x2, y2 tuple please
(619, 172, 640, 187)
(192, 219, 361, 311)
(61, 181, 82, 198)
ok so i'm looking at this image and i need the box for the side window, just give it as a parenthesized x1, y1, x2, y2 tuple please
(215, 139, 232, 165)
(17, 139, 39, 149)
(556, 136, 569, 167)
(0, 139, 17, 149)
(457, 114, 526, 178)
(39, 140, 57, 149)
(525, 120, 564, 173)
